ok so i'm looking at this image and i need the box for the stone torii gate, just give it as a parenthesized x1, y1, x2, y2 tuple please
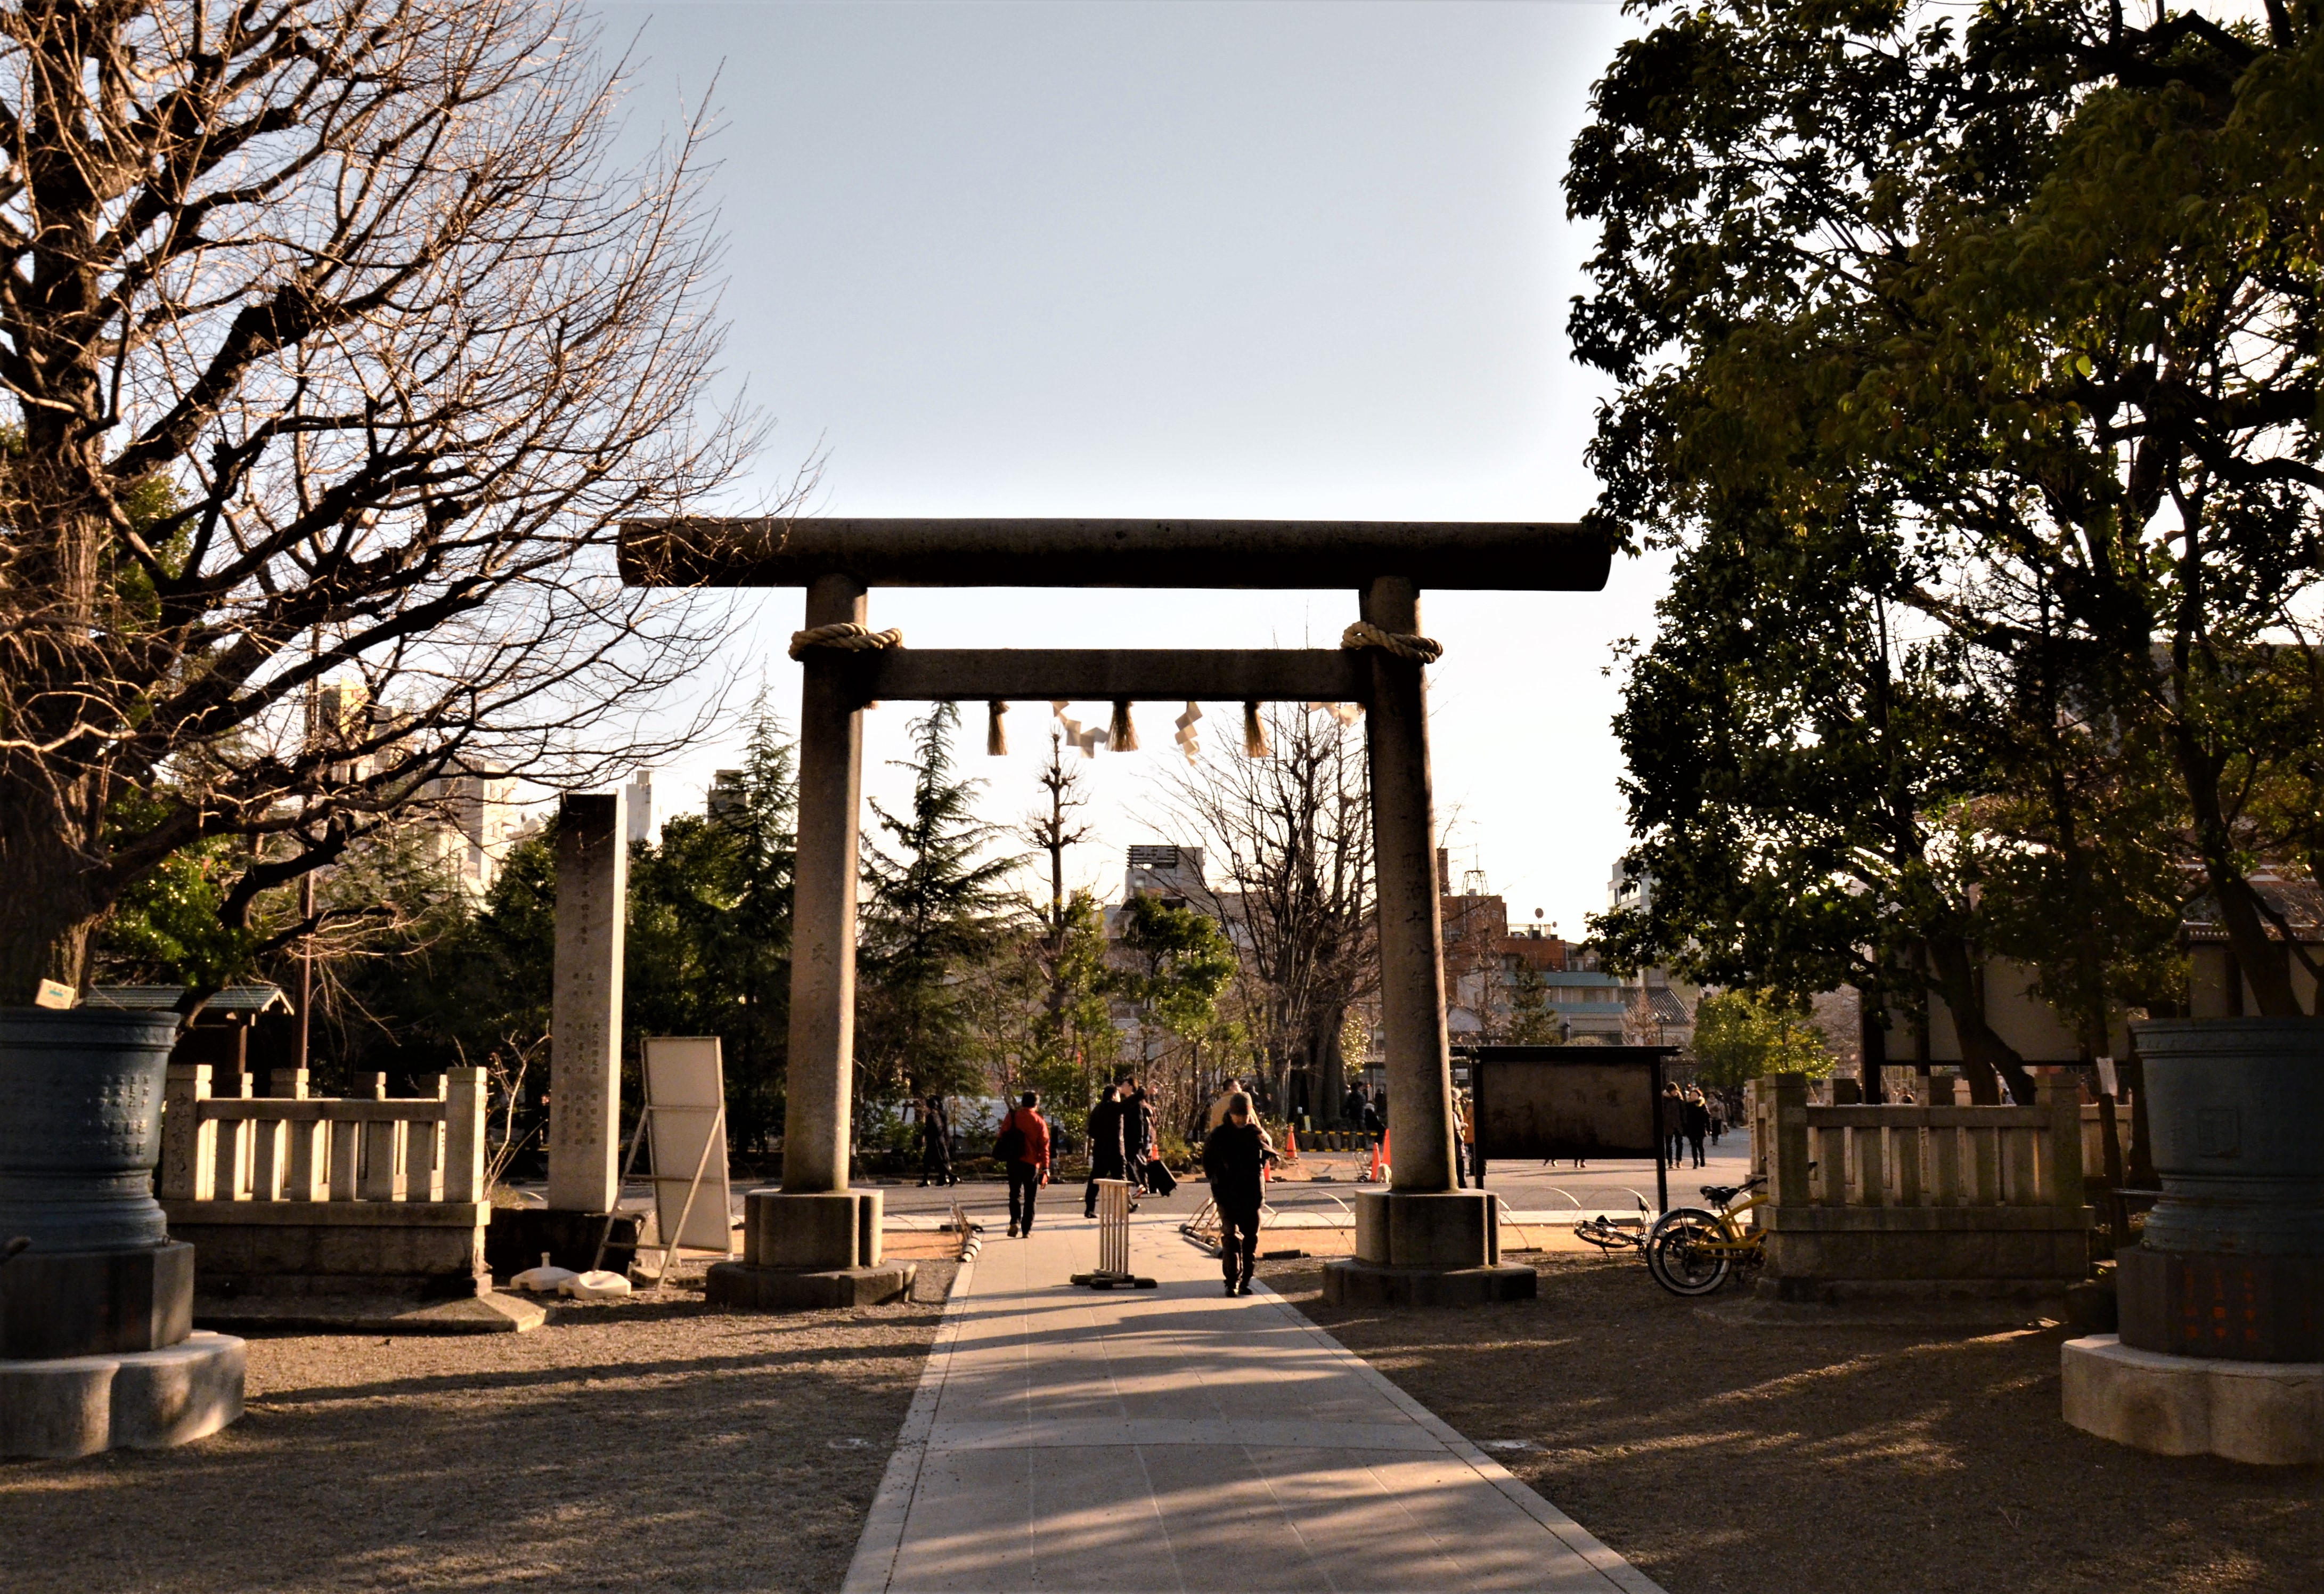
(619, 518, 1609, 1306)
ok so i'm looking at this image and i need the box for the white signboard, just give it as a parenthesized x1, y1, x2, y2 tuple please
(641, 1036, 732, 1254)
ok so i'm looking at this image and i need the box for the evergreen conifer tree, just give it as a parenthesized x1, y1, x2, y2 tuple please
(858, 703, 1020, 1102)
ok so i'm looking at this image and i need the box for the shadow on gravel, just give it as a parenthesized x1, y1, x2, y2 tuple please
(0, 1267, 946, 1594)
(1265, 1254, 2320, 1594)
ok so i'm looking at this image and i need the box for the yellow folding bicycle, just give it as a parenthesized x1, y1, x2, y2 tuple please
(1646, 1173, 1768, 1296)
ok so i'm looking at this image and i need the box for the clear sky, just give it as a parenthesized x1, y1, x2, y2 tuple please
(590, 0, 1661, 935)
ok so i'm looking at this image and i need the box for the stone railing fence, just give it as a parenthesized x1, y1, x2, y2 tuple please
(1751, 1073, 2083, 1210)
(159, 1066, 484, 1205)
(157, 1066, 493, 1305)
(1744, 1072, 2092, 1300)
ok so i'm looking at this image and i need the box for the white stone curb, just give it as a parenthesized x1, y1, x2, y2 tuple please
(841, 1256, 979, 1594)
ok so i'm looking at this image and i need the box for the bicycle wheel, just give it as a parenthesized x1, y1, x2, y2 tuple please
(1645, 1208, 1732, 1296)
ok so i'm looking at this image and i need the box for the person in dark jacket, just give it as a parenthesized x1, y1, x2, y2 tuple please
(1121, 1084, 1156, 1197)
(917, 1095, 955, 1187)
(1202, 1092, 1277, 1296)
(1682, 1088, 1711, 1169)
(1002, 1092, 1051, 1237)
(1084, 1084, 1127, 1218)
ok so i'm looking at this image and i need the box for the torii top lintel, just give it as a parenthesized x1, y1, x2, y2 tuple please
(617, 517, 1610, 591)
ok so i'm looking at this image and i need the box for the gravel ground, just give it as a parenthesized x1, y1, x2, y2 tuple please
(1, 1258, 956, 1594)
(1263, 1254, 2320, 1594)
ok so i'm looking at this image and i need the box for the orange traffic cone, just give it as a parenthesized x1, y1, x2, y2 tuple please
(1368, 1128, 1390, 1183)
(1284, 1126, 1300, 1163)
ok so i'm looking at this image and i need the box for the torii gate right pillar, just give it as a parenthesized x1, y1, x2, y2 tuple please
(1324, 576, 1535, 1306)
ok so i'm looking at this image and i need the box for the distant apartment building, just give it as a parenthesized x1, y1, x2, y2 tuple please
(707, 768, 746, 821)
(1440, 850, 1641, 1044)
(624, 770, 656, 843)
(309, 678, 516, 899)
(1598, 858, 1698, 1046)
(422, 769, 518, 898)
(1124, 844, 1211, 907)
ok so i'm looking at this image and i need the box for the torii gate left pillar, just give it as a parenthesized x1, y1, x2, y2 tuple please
(621, 518, 1609, 1309)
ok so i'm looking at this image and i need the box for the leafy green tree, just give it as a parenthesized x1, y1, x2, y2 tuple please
(1014, 890, 1125, 1139)
(624, 706, 798, 1149)
(1590, 520, 2039, 1103)
(858, 704, 1020, 1103)
(1572, 1, 2324, 1077)
(1504, 965, 1562, 1047)
(1689, 990, 1837, 1091)
(1116, 893, 1237, 1045)
(331, 822, 558, 1094)
(1115, 891, 1237, 1132)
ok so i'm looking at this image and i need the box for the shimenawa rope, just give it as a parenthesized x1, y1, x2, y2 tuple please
(788, 622, 903, 661)
(1340, 621, 1442, 664)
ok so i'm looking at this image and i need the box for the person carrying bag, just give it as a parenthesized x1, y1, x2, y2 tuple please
(996, 1092, 1050, 1237)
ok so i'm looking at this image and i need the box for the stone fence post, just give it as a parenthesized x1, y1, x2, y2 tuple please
(445, 1067, 485, 1203)
(2036, 1072, 2084, 1210)
(1766, 1073, 1811, 1211)
(159, 1063, 213, 1201)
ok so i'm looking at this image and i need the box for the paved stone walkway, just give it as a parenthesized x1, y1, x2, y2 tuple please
(843, 1209, 1662, 1594)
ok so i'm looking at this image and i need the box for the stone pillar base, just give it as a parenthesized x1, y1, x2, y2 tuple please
(743, 1188, 884, 1269)
(2062, 1335, 2320, 1465)
(705, 1188, 908, 1311)
(704, 1260, 916, 1310)
(1325, 1189, 1531, 1305)
(0, 1330, 245, 1460)
(0, 1241, 192, 1359)
(1320, 1259, 1537, 1306)
(1353, 1188, 1499, 1266)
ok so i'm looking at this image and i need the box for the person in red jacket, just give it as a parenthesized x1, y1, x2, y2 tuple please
(1001, 1091, 1051, 1237)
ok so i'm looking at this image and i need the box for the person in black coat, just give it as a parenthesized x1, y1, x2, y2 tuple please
(1121, 1084, 1155, 1194)
(917, 1095, 955, 1187)
(1202, 1092, 1278, 1296)
(1084, 1084, 1127, 1218)
(1682, 1088, 1711, 1169)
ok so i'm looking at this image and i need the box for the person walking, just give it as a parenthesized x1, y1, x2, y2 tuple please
(1202, 1091, 1277, 1296)
(1208, 1078, 1247, 1131)
(1084, 1083, 1128, 1219)
(1662, 1081, 1687, 1166)
(1683, 1087, 1711, 1169)
(1121, 1084, 1156, 1200)
(1000, 1092, 1050, 1238)
(917, 1095, 955, 1187)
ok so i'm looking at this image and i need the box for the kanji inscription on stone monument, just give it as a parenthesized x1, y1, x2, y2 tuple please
(549, 791, 626, 1213)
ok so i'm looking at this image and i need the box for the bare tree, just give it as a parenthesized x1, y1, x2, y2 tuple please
(0, 0, 782, 1006)
(1153, 704, 1375, 1125)
(1022, 723, 1094, 1016)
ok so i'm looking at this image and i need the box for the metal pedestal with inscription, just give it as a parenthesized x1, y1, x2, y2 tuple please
(0, 1006, 246, 1458)
(2117, 1020, 2323, 1363)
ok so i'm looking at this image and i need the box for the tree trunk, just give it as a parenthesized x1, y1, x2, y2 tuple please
(2174, 721, 2304, 1015)
(1319, 1009, 1347, 1128)
(1858, 987, 1887, 1104)
(2078, 1001, 2131, 1253)
(2121, 1043, 2158, 1189)
(0, 770, 107, 1005)
(1922, 933, 2034, 1105)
